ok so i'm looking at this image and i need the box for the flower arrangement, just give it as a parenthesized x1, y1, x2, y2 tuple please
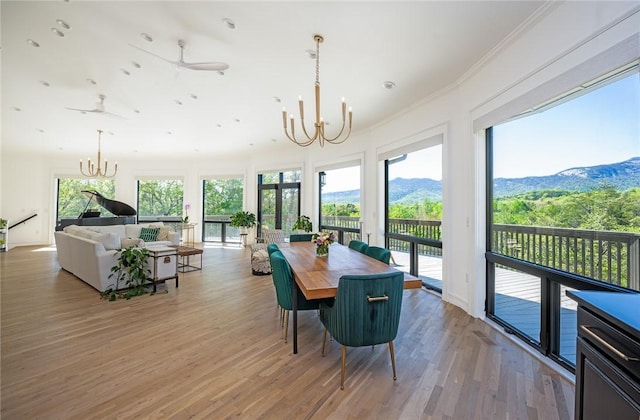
(312, 231, 336, 257)
(183, 204, 191, 224)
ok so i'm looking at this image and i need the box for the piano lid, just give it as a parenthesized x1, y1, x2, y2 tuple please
(81, 190, 136, 217)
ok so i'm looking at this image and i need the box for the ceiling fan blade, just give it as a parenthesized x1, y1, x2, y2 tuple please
(102, 111, 128, 120)
(180, 61, 229, 71)
(65, 107, 100, 113)
(129, 44, 177, 66)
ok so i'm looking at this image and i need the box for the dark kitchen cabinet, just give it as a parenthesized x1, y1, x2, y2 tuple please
(567, 291, 640, 420)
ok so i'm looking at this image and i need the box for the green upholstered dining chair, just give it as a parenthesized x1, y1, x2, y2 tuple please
(348, 240, 369, 254)
(289, 233, 313, 242)
(365, 246, 391, 264)
(266, 243, 280, 255)
(319, 271, 405, 389)
(269, 250, 321, 343)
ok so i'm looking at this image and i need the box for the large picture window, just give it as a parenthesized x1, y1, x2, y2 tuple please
(319, 164, 361, 244)
(137, 179, 184, 232)
(56, 178, 115, 220)
(486, 67, 639, 369)
(202, 177, 244, 243)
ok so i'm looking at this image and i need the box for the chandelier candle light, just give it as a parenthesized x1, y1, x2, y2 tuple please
(79, 130, 117, 178)
(282, 34, 352, 147)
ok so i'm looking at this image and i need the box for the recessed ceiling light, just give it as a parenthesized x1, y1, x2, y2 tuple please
(234, 118, 240, 123)
(216, 124, 222, 128)
(39, 80, 50, 87)
(134, 109, 140, 114)
(56, 19, 71, 30)
(190, 93, 198, 99)
(271, 138, 277, 142)
(306, 49, 316, 59)
(174, 100, 182, 105)
(27, 39, 40, 47)
(167, 131, 173, 135)
(38, 129, 45, 133)
(120, 69, 130, 76)
(131, 61, 141, 68)
(272, 96, 281, 103)
(13, 107, 21, 111)
(141, 33, 153, 42)
(222, 18, 236, 29)
(382, 81, 396, 90)
(86, 78, 97, 85)
(107, 131, 114, 135)
(249, 143, 254, 146)
(51, 28, 65, 37)
(217, 71, 225, 76)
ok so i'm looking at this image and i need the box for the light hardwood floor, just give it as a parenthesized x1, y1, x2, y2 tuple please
(1, 244, 574, 419)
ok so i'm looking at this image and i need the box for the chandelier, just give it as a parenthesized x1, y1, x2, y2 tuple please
(282, 34, 352, 147)
(79, 130, 118, 178)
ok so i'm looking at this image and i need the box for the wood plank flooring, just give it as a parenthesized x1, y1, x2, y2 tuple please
(1, 244, 574, 419)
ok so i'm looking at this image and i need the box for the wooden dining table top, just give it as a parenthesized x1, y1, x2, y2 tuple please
(278, 242, 422, 300)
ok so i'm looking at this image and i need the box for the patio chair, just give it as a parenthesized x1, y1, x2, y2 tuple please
(251, 229, 285, 275)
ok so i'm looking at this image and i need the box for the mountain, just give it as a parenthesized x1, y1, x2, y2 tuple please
(494, 157, 640, 198)
(321, 157, 640, 204)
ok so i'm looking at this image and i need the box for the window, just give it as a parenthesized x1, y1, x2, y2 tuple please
(486, 67, 639, 369)
(56, 178, 115, 220)
(137, 179, 184, 232)
(319, 165, 361, 244)
(257, 170, 301, 235)
(202, 177, 244, 243)
(384, 144, 443, 292)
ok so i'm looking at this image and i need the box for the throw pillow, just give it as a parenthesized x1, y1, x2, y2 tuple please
(120, 238, 143, 248)
(139, 227, 159, 242)
(98, 233, 121, 250)
(156, 226, 172, 241)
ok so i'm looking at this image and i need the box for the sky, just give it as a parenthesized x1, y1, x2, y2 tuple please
(324, 70, 639, 192)
(493, 72, 639, 179)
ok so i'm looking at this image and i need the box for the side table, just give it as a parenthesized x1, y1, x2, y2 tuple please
(180, 223, 197, 247)
(146, 246, 178, 292)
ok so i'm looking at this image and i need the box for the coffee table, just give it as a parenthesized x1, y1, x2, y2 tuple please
(169, 245, 203, 272)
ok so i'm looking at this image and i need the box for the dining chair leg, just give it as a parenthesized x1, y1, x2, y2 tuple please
(321, 328, 327, 356)
(340, 345, 347, 390)
(388, 341, 397, 381)
(280, 307, 285, 327)
(283, 310, 289, 343)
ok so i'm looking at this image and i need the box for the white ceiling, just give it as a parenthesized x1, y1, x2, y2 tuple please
(1, 1, 544, 160)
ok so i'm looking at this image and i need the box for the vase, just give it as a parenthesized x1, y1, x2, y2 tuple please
(316, 244, 329, 257)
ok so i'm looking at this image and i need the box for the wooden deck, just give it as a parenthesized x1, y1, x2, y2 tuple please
(391, 251, 577, 363)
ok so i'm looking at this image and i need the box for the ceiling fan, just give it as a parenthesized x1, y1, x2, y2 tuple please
(130, 39, 229, 72)
(65, 94, 127, 119)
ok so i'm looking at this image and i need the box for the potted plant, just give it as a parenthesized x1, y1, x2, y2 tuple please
(0, 219, 7, 229)
(292, 215, 313, 233)
(230, 211, 256, 234)
(101, 246, 153, 301)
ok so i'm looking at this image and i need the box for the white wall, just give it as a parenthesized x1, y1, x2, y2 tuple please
(2, 2, 638, 318)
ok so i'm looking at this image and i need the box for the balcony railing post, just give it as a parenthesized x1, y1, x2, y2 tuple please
(630, 237, 639, 291)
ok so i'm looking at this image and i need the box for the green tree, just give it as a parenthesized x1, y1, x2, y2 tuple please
(138, 180, 183, 217)
(57, 178, 115, 219)
(204, 178, 243, 216)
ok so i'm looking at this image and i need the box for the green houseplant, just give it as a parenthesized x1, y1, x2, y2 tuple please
(101, 246, 153, 301)
(0, 219, 7, 229)
(292, 215, 313, 232)
(230, 211, 256, 233)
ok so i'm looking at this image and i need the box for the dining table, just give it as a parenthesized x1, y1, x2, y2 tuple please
(278, 241, 422, 354)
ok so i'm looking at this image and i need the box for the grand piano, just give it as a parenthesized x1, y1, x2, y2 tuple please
(55, 190, 137, 231)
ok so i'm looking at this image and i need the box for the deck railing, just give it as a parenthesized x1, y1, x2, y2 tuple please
(321, 216, 640, 291)
(492, 224, 640, 291)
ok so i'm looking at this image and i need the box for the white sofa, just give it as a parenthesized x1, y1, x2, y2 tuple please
(54, 222, 179, 292)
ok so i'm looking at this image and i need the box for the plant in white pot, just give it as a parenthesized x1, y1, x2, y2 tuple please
(230, 211, 256, 234)
(292, 215, 313, 233)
